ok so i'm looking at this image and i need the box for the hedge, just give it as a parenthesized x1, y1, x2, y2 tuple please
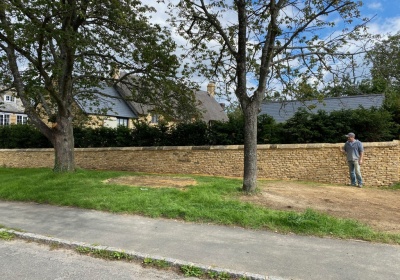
(0, 108, 398, 149)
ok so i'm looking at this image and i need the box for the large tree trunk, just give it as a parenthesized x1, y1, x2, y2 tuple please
(51, 116, 75, 172)
(242, 101, 259, 192)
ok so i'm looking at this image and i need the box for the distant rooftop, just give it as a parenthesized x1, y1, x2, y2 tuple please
(116, 76, 228, 122)
(75, 86, 137, 118)
(259, 94, 385, 123)
(195, 90, 228, 123)
(0, 93, 25, 114)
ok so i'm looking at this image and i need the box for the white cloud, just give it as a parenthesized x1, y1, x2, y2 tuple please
(367, 2, 383, 11)
(367, 17, 400, 36)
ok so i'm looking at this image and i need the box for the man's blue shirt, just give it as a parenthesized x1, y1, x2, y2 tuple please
(343, 140, 364, 161)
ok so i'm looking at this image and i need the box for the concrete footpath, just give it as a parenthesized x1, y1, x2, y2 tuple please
(0, 200, 399, 280)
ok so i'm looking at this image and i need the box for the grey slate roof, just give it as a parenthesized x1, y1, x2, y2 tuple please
(0, 94, 25, 114)
(75, 86, 137, 118)
(115, 82, 154, 115)
(195, 90, 228, 122)
(260, 94, 385, 123)
(115, 77, 228, 122)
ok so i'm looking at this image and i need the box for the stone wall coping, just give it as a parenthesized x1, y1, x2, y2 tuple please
(0, 148, 54, 152)
(0, 140, 397, 152)
(0, 140, 400, 152)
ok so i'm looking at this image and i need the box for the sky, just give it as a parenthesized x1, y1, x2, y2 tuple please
(145, 0, 400, 103)
(360, 0, 400, 35)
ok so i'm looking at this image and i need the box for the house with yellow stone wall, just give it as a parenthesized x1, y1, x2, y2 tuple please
(4, 81, 228, 130)
(0, 92, 28, 126)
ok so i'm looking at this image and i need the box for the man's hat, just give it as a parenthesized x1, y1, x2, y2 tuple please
(345, 132, 355, 138)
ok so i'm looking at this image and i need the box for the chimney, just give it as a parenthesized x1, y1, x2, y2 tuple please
(207, 82, 215, 97)
(110, 65, 120, 80)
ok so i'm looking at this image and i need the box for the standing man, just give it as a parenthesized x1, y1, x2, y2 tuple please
(341, 132, 364, 188)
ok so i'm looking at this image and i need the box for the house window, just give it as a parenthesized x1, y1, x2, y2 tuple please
(17, 115, 28, 124)
(0, 114, 10, 126)
(151, 114, 158, 124)
(4, 95, 15, 103)
(117, 117, 128, 127)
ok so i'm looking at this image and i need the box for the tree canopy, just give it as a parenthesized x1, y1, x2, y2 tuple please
(365, 33, 400, 123)
(167, 0, 371, 192)
(368, 33, 400, 91)
(0, 0, 197, 171)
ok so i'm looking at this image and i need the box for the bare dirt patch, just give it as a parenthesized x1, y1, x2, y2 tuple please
(105, 176, 399, 234)
(104, 176, 197, 189)
(241, 181, 400, 234)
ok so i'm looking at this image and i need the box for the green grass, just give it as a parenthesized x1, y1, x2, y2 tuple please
(382, 182, 400, 190)
(0, 167, 399, 244)
(0, 231, 14, 241)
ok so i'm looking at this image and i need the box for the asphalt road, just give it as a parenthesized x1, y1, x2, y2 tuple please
(0, 239, 194, 280)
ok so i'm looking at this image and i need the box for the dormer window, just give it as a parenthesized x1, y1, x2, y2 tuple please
(4, 95, 15, 103)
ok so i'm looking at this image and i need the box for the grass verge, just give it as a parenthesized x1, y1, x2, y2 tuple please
(0, 231, 14, 241)
(0, 167, 399, 244)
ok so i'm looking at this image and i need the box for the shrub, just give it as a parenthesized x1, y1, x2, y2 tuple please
(3, 106, 398, 149)
(169, 121, 209, 146)
(0, 124, 51, 148)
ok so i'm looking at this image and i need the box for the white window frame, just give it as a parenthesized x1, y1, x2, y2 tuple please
(117, 117, 129, 127)
(4, 95, 15, 103)
(17, 114, 28, 124)
(151, 114, 158, 124)
(0, 113, 10, 126)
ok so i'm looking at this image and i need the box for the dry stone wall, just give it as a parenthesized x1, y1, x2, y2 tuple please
(1, 141, 399, 186)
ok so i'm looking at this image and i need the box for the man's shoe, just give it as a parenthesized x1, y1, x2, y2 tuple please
(358, 184, 363, 188)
